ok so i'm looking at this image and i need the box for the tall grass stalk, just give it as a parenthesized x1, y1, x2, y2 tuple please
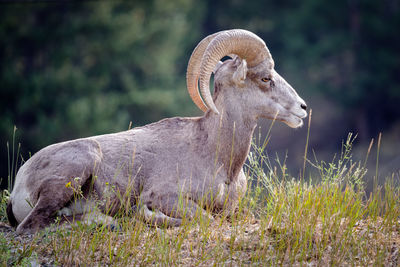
(374, 132, 382, 192)
(301, 109, 312, 182)
(7, 126, 21, 191)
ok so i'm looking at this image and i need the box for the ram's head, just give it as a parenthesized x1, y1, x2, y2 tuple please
(186, 29, 307, 128)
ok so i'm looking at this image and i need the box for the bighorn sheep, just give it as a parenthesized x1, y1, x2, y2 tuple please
(7, 29, 307, 233)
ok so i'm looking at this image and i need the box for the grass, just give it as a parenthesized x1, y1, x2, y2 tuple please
(0, 128, 399, 266)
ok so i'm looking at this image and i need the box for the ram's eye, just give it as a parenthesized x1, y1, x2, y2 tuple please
(261, 77, 271, 82)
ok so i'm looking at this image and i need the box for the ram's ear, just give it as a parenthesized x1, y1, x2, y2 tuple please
(213, 61, 223, 74)
(232, 56, 248, 87)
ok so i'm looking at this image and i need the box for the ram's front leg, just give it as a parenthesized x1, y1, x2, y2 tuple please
(140, 193, 213, 227)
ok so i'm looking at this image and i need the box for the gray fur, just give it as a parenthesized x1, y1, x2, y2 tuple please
(9, 53, 307, 234)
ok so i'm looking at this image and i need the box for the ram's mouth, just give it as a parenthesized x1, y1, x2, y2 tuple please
(264, 111, 304, 128)
(282, 112, 306, 128)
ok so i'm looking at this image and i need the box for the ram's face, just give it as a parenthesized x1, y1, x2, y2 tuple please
(247, 60, 307, 128)
(216, 56, 307, 128)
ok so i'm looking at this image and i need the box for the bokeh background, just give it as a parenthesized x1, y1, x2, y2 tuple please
(1, 0, 399, 190)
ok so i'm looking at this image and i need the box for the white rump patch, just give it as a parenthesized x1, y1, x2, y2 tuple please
(11, 185, 33, 224)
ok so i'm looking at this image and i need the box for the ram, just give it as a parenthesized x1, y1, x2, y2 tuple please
(7, 29, 307, 233)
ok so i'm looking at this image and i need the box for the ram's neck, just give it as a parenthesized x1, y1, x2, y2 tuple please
(200, 92, 257, 181)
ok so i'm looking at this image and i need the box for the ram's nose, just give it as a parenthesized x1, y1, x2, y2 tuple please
(296, 99, 308, 119)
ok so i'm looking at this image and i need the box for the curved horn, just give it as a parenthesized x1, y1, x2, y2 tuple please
(186, 32, 220, 112)
(199, 29, 272, 114)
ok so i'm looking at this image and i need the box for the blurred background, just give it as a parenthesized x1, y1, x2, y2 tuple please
(1, 0, 399, 190)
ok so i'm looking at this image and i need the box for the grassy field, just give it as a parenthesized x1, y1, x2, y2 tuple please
(0, 133, 399, 266)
